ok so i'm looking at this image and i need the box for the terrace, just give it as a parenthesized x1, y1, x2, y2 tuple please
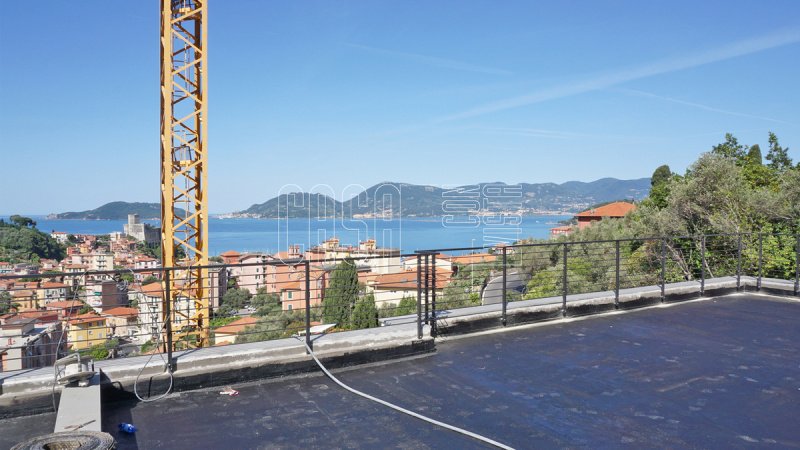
(0, 232, 798, 447)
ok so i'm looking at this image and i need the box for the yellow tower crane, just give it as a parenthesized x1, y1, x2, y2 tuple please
(160, 0, 209, 348)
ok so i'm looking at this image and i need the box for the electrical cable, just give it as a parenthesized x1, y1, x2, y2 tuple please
(51, 273, 85, 412)
(298, 337, 515, 450)
(133, 306, 174, 402)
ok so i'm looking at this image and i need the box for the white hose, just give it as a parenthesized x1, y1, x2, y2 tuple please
(299, 338, 515, 450)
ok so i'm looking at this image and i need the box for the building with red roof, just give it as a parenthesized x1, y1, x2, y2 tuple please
(575, 201, 637, 229)
(213, 316, 259, 346)
(104, 307, 141, 342)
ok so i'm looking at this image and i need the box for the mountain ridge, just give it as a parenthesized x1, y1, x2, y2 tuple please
(49, 178, 651, 219)
(235, 178, 650, 218)
(49, 201, 169, 220)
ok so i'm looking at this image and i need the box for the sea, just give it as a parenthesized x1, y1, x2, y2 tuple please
(2, 215, 569, 255)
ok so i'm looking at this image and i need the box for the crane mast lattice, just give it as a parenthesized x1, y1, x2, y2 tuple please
(160, 0, 209, 348)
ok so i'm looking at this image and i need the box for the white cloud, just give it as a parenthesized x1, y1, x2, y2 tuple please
(436, 28, 800, 122)
(614, 88, 792, 125)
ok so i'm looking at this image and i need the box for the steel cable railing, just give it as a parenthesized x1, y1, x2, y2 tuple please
(0, 232, 798, 374)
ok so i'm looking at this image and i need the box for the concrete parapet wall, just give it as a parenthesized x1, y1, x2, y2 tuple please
(0, 323, 433, 419)
(436, 276, 796, 337)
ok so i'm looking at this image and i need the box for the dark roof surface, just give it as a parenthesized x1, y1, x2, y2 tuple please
(2, 295, 799, 449)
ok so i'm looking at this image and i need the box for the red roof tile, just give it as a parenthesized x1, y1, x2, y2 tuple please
(103, 307, 138, 318)
(576, 202, 636, 218)
(46, 300, 84, 309)
(214, 316, 258, 335)
(135, 282, 164, 298)
(68, 312, 105, 326)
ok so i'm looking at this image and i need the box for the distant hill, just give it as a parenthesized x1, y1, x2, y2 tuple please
(50, 202, 167, 220)
(240, 193, 342, 219)
(234, 178, 650, 218)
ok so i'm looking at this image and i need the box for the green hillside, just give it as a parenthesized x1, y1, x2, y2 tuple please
(52, 202, 177, 220)
(238, 178, 651, 218)
(0, 216, 65, 263)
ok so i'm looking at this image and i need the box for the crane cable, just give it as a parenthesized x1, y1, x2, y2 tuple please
(298, 337, 515, 450)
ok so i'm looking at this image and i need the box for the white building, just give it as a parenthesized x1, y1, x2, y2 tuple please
(86, 253, 115, 272)
(50, 231, 69, 244)
(131, 282, 195, 342)
(0, 318, 64, 372)
(39, 282, 70, 305)
(123, 214, 160, 244)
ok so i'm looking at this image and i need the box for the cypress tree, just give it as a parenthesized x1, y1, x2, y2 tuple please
(323, 258, 359, 326)
(352, 294, 379, 329)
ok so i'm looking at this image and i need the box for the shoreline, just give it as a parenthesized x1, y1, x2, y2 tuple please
(36, 213, 574, 222)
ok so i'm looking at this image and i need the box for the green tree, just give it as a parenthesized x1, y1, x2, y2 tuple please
(648, 165, 673, 208)
(0, 221, 66, 262)
(378, 296, 418, 318)
(140, 340, 157, 354)
(766, 132, 793, 172)
(777, 169, 800, 223)
(222, 289, 252, 311)
(0, 291, 11, 314)
(323, 258, 359, 326)
(251, 287, 281, 316)
(141, 275, 159, 285)
(136, 242, 186, 263)
(9, 215, 36, 228)
(352, 294, 379, 329)
(209, 316, 238, 329)
(661, 153, 756, 235)
(711, 133, 746, 161)
(80, 338, 118, 361)
(747, 144, 762, 165)
(651, 164, 672, 186)
(525, 267, 562, 298)
(234, 310, 305, 343)
(742, 143, 775, 189)
(395, 295, 418, 315)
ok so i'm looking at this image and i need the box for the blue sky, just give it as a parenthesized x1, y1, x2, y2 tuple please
(1, 0, 798, 214)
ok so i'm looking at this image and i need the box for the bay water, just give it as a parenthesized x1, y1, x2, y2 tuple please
(4, 215, 568, 255)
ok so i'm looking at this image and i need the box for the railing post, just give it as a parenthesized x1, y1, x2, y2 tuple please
(736, 233, 742, 291)
(758, 232, 763, 291)
(614, 240, 620, 309)
(424, 254, 430, 325)
(501, 246, 508, 325)
(700, 235, 706, 296)
(431, 253, 438, 337)
(416, 254, 423, 339)
(794, 234, 799, 296)
(304, 261, 311, 352)
(163, 269, 173, 372)
(660, 238, 666, 302)
(562, 243, 568, 317)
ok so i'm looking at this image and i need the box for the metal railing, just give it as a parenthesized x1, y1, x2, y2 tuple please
(0, 232, 797, 373)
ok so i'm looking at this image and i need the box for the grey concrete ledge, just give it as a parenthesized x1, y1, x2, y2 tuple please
(434, 276, 797, 337)
(0, 323, 433, 419)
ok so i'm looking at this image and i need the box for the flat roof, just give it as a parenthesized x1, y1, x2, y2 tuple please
(2, 294, 799, 448)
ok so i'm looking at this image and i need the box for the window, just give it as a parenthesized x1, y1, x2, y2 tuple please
(287, 304, 292, 311)
(287, 291, 293, 299)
